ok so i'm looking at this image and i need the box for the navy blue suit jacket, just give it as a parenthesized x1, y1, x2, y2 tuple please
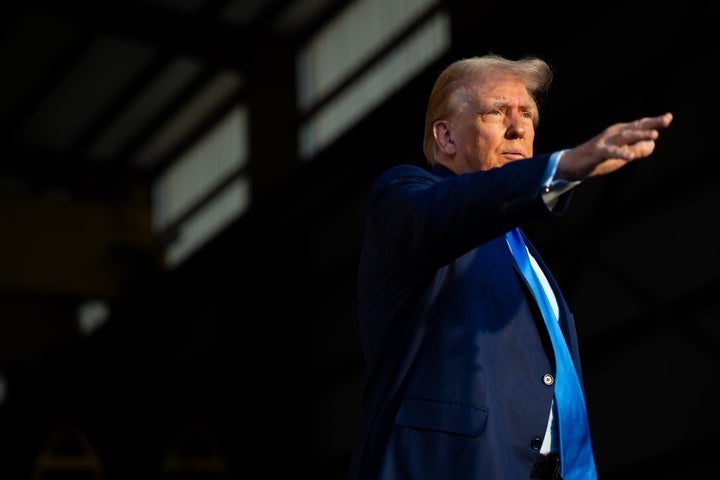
(348, 155, 588, 479)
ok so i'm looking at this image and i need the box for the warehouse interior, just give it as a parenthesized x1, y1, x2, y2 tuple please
(0, 0, 718, 478)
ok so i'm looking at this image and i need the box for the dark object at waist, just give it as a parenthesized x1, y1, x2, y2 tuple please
(531, 453, 563, 480)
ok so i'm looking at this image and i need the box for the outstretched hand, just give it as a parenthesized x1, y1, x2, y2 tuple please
(556, 112, 673, 181)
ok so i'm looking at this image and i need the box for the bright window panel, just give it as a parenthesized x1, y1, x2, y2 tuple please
(297, 0, 438, 112)
(152, 106, 248, 233)
(299, 11, 449, 160)
(163, 175, 251, 269)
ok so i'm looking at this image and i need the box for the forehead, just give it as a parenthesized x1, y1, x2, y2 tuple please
(465, 73, 534, 105)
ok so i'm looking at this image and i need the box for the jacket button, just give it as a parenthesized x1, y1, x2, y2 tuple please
(530, 437, 543, 450)
(543, 374, 554, 386)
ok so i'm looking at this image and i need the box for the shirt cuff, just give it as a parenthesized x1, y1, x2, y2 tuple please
(541, 149, 582, 210)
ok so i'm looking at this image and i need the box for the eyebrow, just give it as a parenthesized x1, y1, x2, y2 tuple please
(482, 99, 536, 112)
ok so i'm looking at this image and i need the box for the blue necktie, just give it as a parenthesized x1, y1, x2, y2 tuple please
(505, 228, 597, 480)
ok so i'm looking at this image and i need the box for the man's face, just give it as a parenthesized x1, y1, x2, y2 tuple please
(437, 73, 537, 174)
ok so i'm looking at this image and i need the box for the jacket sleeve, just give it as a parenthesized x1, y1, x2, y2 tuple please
(361, 154, 570, 274)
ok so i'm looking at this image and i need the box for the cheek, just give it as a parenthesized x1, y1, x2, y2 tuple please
(525, 132, 535, 155)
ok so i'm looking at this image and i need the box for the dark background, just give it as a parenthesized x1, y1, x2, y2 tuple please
(0, 0, 718, 478)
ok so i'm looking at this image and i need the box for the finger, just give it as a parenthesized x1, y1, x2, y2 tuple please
(604, 144, 636, 161)
(627, 139, 657, 158)
(632, 112, 673, 129)
(610, 128, 659, 146)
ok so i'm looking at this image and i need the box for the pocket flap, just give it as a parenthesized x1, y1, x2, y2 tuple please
(395, 397, 488, 437)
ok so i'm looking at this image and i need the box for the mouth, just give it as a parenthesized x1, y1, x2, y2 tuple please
(502, 152, 526, 161)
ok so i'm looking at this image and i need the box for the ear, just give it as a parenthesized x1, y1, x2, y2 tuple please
(433, 120, 456, 155)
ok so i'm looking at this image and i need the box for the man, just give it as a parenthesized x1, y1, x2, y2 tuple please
(348, 54, 673, 480)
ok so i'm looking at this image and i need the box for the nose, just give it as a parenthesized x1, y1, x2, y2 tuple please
(505, 111, 526, 139)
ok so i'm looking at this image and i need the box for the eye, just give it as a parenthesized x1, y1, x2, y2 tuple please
(521, 111, 533, 120)
(481, 109, 504, 122)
